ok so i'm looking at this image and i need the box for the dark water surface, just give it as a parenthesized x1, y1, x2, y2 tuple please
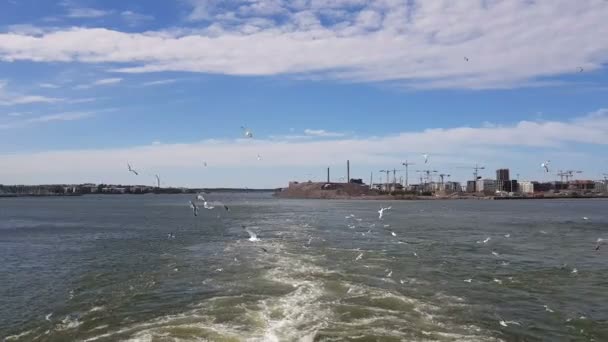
(1, 194, 607, 341)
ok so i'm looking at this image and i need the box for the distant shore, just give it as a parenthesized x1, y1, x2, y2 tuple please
(0, 188, 277, 198)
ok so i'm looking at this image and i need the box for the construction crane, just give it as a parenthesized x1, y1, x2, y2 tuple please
(401, 160, 416, 188)
(557, 170, 568, 182)
(558, 170, 583, 183)
(438, 173, 450, 185)
(416, 169, 438, 183)
(379, 169, 391, 191)
(390, 169, 404, 191)
(457, 164, 485, 180)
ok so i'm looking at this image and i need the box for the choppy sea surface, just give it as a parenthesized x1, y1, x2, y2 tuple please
(1, 194, 607, 341)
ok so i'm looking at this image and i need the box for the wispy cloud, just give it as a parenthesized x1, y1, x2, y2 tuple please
(0, 80, 63, 106)
(0, 1, 606, 89)
(121, 10, 154, 26)
(141, 79, 178, 86)
(6, 111, 29, 117)
(26, 112, 93, 123)
(65, 7, 111, 18)
(304, 129, 345, 137)
(75, 78, 123, 89)
(39, 83, 60, 89)
(1, 109, 606, 186)
(0, 111, 94, 129)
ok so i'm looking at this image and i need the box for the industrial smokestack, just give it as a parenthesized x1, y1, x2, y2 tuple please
(347, 160, 350, 183)
(327, 167, 330, 183)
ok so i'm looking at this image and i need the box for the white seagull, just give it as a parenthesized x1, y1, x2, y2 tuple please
(543, 305, 554, 313)
(189, 200, 199, 216)
(203, 201, 215, 210)
(355, 253, 363, 261)
(257, 154, 262, 161)
(378, 206, 392, 220)
(541, 160, 550, 173)
(127, 163, 139, 175)
(464, 279, 473, 283)
(391, 231, 397, 237)
(492, 251, 500, 257)
(504, 234, 511, 238)
(422, 153, 429, 164)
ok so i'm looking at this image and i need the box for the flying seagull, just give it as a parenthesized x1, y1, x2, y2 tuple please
(499, 320, 521, 327)
(579, 67, 584, 73)
(541, 160, 550, 173)
(243, 226, 259, 242)
(127, 163, 139, 175)
(355, 252, 363, 261)
(203, 161, 208, 167)
(378, 206, 392, 220)
(224, 204, 230, 211)
(241, 126, 254, 138)
(257, 154, 262, 161)
(189, 200, 199, 217)
(422, 153, 429, 164)
(596, 238, 606, 250)
(464, 57, 469, 62)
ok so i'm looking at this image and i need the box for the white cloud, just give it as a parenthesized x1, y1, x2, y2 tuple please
(0, 1, 606, 88)
(76, 78, 123, 89)
(121, 11, 154, 26)
(0, 80, 63, 106)
(1, 109, 607, 186)
(304, 129, 345, 137)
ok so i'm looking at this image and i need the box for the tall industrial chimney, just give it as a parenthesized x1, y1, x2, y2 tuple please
(347, 160, 350, 183)
(327, 167, 330, 183)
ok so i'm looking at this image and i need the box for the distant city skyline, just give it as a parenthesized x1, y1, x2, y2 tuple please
(0, 0, 607, 188)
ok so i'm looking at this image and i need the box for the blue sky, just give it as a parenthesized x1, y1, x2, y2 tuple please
(1, 0, 607, 188)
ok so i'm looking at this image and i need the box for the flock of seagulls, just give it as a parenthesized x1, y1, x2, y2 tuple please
(342, 203, 604, 332)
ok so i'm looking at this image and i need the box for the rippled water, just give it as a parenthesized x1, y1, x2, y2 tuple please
(1, 194, 607, 341)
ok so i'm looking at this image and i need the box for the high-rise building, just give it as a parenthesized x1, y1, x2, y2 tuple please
(496, 169, 510, 192)
(476, 179, 496, 194)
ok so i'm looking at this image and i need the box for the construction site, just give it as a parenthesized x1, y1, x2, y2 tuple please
(277, 160, 608, 200)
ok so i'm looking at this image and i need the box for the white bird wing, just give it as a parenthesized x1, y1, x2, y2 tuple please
(245, 228, 258, 240)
